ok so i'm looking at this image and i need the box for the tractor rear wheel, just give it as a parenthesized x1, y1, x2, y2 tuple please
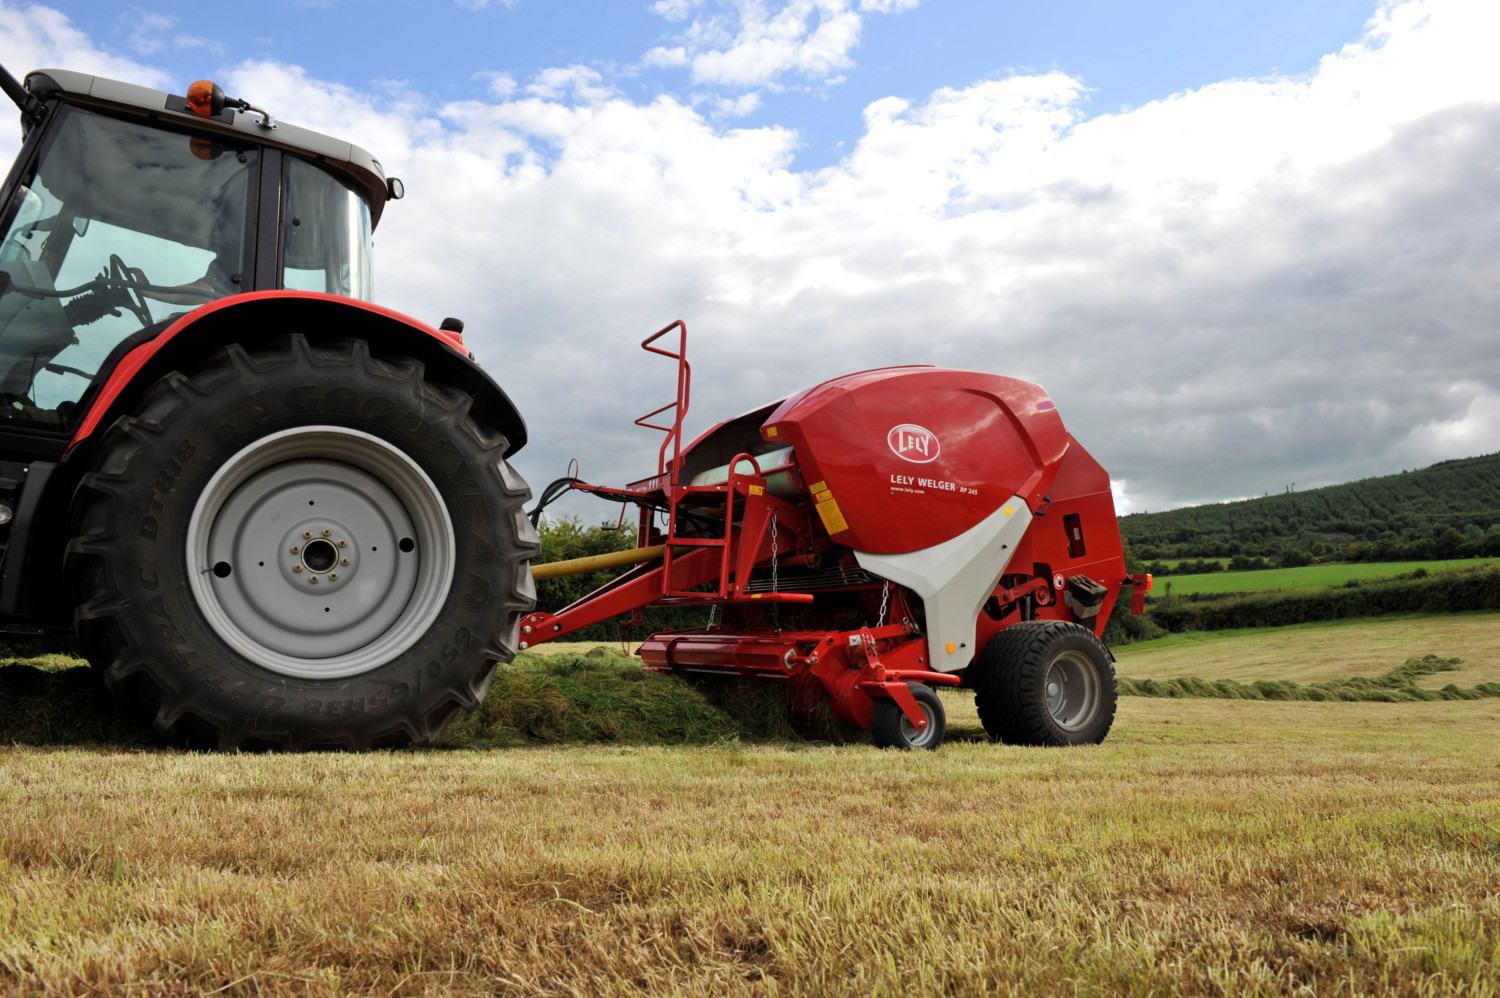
(65, 336, 538, 750)
(971, 620, 1116, 746)
(870, 682, 946, 750)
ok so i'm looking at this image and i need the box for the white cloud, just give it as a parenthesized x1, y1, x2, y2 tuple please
(641, 45, 689, 69)
(651, 0, 701, 21)
(120, 9, 174, 55)
(114, 7, 221, 59)
(1, 0, 1497, 514)
(475, 70, 518, 99)
(711, 91, 763, 117)
(0, 2, 171, 89)
(525, 65, 615, 103)
(647, 0, 915, 88)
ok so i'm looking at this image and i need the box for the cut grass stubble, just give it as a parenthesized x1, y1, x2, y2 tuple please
(2, 620, 1499, 994)
(1, 699, 1497, 996)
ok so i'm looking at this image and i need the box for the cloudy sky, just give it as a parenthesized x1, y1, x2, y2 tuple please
(2, 0, 1497, 516)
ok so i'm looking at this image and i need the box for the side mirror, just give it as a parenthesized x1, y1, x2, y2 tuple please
(386, 177, 405, 201)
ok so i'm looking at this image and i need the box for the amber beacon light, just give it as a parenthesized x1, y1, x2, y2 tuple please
(185, 79, 226, 117)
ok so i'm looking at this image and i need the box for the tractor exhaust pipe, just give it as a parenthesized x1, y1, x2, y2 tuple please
(531, 544, 676, 581)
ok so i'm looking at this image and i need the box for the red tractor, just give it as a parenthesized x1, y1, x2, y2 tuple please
(0, 66, 537, 748)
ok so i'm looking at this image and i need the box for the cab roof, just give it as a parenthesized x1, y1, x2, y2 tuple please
(24, 68, 393, 227)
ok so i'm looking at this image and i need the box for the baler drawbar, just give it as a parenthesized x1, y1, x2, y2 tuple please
(524, 322, 1151, 749)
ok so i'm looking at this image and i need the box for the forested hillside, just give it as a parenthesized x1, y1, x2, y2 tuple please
(1120, 453, 1500, 562)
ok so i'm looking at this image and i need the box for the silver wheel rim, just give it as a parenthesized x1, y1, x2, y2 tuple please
(186, 426, 455, 680)
(897, 697, 940, 748)
(1044, 650, 1101, 731)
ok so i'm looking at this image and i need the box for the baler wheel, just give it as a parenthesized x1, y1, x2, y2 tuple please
(65, 335, 538, 750)
(971, 620, 1116, 747)
(870, 682, 946, 750)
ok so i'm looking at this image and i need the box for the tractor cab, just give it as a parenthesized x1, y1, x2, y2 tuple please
(0, 67, 397, 438)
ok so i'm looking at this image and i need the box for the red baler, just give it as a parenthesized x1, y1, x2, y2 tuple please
(524, 322, 1150, 749)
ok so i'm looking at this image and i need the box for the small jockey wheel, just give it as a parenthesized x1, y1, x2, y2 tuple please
(870, 682, 946, 750)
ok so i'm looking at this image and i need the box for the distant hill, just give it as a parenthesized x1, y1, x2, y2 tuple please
(1120, 453, 1500, 563)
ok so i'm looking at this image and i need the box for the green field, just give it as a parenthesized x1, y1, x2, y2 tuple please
(1, 616, 1499, 995)
(1152, 558, 1498, 595)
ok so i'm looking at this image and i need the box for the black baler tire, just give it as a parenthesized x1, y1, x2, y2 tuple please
(64, 335, 538, 750)
(971, 620, 1116, 747)
(870, 682, 945, 750)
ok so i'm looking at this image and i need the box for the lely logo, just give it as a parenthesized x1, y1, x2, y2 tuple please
(887, 424, 941, 464)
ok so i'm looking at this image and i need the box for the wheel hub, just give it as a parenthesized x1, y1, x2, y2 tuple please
(279, 520, 360, 592)
(898, 701, 938, 748)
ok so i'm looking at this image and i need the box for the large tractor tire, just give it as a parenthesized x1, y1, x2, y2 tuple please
(65, 336, 538, 750)
(970, 620, 1116, 747)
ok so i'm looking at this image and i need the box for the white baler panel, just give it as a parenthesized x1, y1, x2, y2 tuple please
(852, 496, 1033, 672)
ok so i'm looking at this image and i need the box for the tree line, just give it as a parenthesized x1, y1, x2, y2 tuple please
(1119, 452, 1500, 565)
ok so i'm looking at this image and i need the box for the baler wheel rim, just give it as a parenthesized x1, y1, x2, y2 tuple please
(870, 682, 946, 750)
(1043, 648, 1102, 731)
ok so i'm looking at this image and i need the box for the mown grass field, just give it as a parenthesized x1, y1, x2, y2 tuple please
(1155, 558, 1498, 596)
(1113, 611, 1500, 686)
(1, 618, 1498, 996)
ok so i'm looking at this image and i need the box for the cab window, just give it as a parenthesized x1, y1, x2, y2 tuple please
(0, 106, 255, 429)
(281, 156, 373, 301)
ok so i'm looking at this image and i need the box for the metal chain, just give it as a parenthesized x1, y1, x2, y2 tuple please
(770, 513, 779, 594)
(770, 513, 780, 631)
(877, 579, 890, 627)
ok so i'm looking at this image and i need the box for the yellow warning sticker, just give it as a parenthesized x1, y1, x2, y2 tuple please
(1002, 504, 1015, 518)
(748, 485, 765, 496)
(809, 480, 829, 495)
(766, 426, 778, 438)
(815, 492, 849, 534)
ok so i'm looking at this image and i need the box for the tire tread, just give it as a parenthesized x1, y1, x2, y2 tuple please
(971, 620, 1117, 747)
(65, 334, 537, 751)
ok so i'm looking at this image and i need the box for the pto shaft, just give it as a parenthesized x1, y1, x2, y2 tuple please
(530, 543, 672, 581)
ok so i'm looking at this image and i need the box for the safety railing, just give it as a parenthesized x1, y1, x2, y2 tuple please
(635, 320, 691, 478)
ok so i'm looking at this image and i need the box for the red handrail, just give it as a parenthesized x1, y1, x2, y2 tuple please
(635, 320, 691, 478)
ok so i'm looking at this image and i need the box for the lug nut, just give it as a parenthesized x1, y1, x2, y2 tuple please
(293, 565, 302, 573)
(337, 540, 346, 548)
(328, 573, 338, 581)
(303, 530, 311, 539)
(291, 546, 300, 554)
(309, 576, 319, 584)
(340, 558, 349, 566)
(322, 528, 331, 537)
